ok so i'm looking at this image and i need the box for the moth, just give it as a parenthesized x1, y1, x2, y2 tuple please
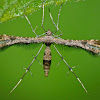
(0, 2, 100, 94)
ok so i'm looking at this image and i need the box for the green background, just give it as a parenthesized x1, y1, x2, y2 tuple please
(0, 0, 100, 100)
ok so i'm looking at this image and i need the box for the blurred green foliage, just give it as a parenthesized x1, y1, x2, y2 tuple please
(0, 0, 82, 22)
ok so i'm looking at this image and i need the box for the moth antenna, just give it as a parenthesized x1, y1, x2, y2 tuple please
(9, 44, 44, 94)
(53, 44, 88, 93)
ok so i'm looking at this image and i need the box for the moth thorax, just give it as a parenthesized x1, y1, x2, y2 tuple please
(45, 29, 52, 36)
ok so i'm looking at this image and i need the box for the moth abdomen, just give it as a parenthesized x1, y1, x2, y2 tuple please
(43, 60, 51, 77)
(43, 44, 51, 77)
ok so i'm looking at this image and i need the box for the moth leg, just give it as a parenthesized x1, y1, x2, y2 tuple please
(49, 5, 63, 36)
(53, 44, 88, 93)
(72, 66, 78, 69)
(24, 14, 38, 37)
(9, 44, 44, 94)
(36, 33, 45, 37)
(67, 66, 78, 76)
(49, 8, 57, 30)
(22, 67, 33, 76)
(55, 4, 63, 36)
(57, 4, 62, 31)
(56, 55, 64, 67)
(41, 1, 46, 32)
(33, 56, 43, 66)
(52, 33, 63, 39)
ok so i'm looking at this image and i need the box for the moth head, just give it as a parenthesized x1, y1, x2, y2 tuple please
(45, 29, 52, 36)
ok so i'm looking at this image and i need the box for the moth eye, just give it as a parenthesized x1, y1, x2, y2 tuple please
(46, 33, 47, 34)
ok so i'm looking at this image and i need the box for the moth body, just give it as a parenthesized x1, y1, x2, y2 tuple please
(43, 43, 51, 77)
